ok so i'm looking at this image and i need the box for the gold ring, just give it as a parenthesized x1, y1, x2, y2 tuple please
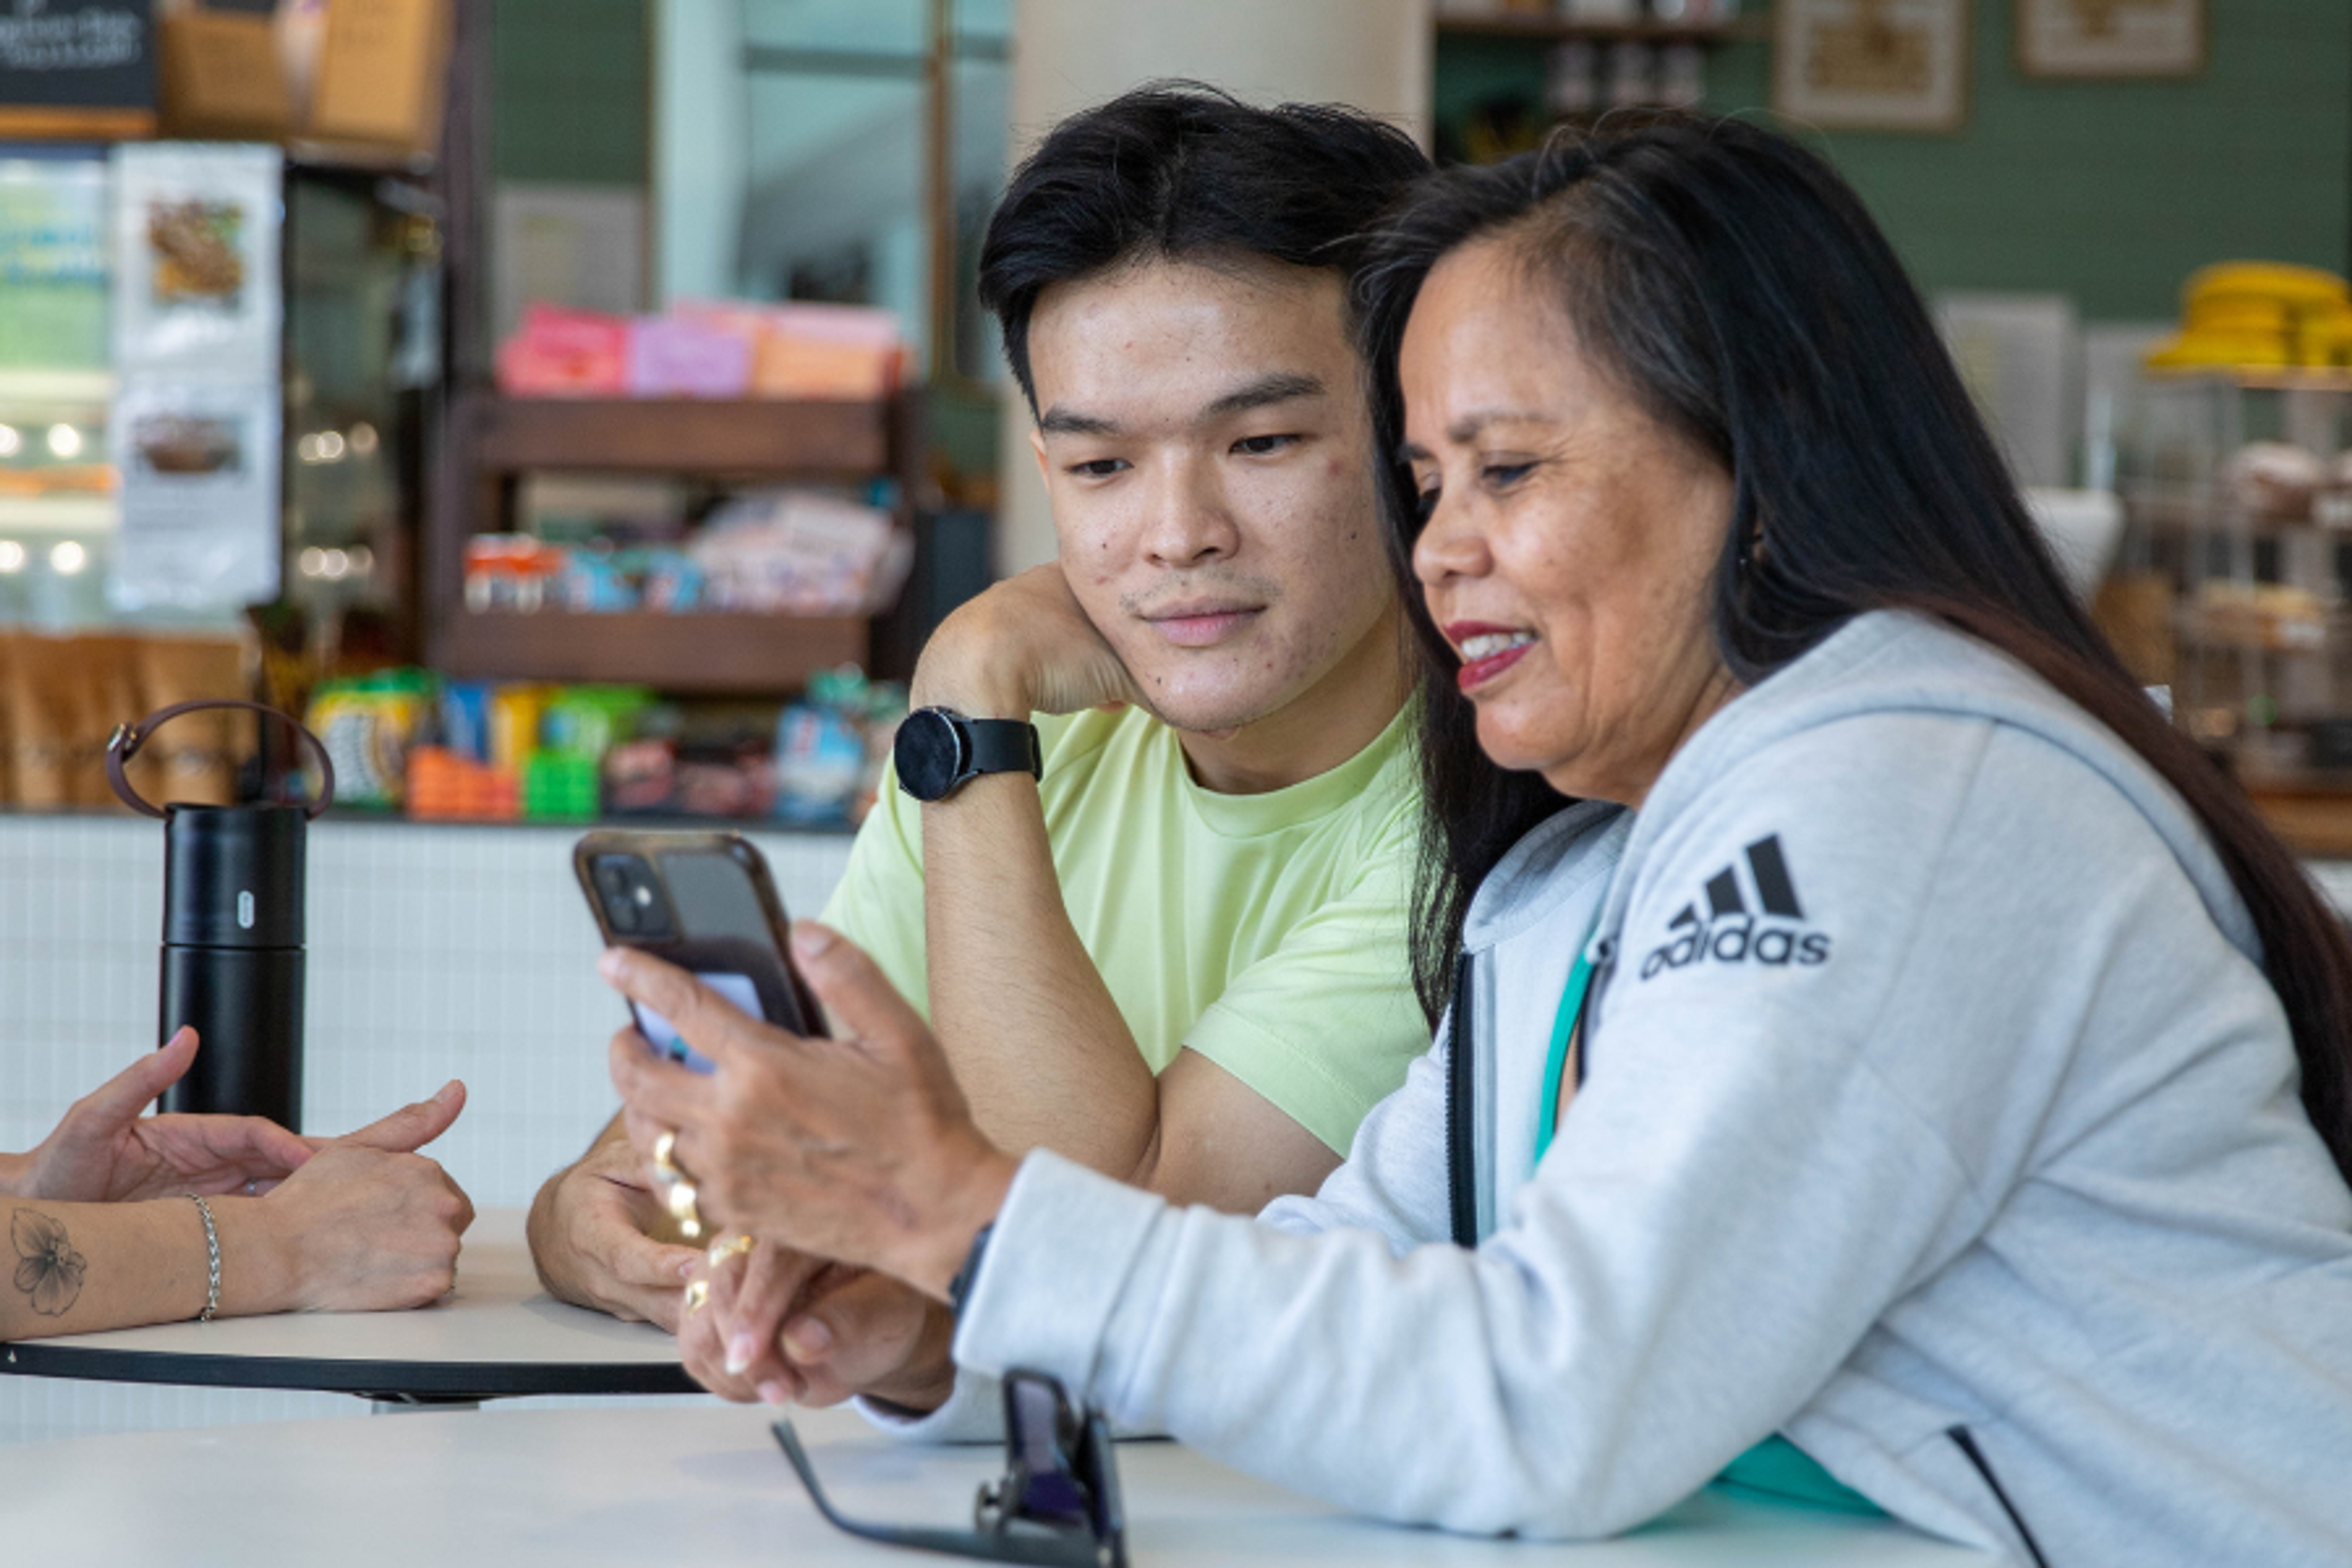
(707, 1232, 755, 1267)
(684, 1278, 710, 1315)
(666, 1178, 705, 1241)
(651, 1129, 684, 1185)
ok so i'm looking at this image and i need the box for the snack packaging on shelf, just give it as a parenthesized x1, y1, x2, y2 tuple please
(774, 666, 905, 827)
(439, 680, 491, 762)
(625, 316, 754, 399)
(405, 745, 516, 820)
(560, 550, 636, 611)
(486, 682, 556, 772)
(673, 300, 906, 401)
(494, 304, 630, 398)
(689, 489, 911, 616)
(774, 701, 864, 826)
(462, 533, 567, 611)
(243, 669, 902, 827)
(542, 685, 654, 759)
(600, 735, 674, 815)
(521, 752, 600, 819)
(672, 748, 776, 819)
(636, 547, 704, 611)
(494, 298, 908, 404)
(306, 668, 434, 807)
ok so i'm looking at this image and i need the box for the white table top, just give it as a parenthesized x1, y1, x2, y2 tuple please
(0, 1206, 692, 1400)
(0, 1401, 1990, 1567)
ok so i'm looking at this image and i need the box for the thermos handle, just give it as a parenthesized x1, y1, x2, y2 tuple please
(106, 699, 337, 821)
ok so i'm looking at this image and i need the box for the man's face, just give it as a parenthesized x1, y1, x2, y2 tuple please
(1026, 256, 1395, 735)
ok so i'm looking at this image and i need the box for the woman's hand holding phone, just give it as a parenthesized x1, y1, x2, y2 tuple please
(601, 922, 1016, 1305)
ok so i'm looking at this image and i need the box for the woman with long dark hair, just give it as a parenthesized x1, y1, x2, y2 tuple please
(605, 113, 2352, 1565)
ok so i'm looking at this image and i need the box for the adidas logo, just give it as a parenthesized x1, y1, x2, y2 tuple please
(1638, 834, 1831, 981)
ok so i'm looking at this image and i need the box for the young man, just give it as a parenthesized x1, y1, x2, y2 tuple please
(529, 86, 1432, 1409)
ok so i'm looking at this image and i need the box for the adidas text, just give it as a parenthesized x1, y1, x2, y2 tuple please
(1638, 834, 1833, 982)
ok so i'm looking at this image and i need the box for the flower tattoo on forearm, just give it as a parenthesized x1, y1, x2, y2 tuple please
(12, 1209, 87, 1317)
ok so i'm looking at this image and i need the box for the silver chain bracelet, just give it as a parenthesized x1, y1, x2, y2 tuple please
(187, 1193, 220, 1323)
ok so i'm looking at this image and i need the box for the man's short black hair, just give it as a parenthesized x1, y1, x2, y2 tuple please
(976, 82, 1431, 413)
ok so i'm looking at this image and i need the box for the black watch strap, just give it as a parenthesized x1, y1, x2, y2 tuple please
(963, 718, 1042, 782)
(946, 1222, 994, 1316)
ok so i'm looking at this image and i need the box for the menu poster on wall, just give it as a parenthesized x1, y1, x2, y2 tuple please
(0, 154, 108, 369)
(0, 0, 154, 140)
(110, 140, 282, 612)
(108, 379, 281, 612)
(111, 140, 281, 380)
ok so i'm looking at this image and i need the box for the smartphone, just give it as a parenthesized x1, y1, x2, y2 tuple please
(573, 830, 826, 1072)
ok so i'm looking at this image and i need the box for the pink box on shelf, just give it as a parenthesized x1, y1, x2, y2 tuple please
(495, 304, 630, 397)
(673, 299, 907, 401)
(625, 315, 755, 399)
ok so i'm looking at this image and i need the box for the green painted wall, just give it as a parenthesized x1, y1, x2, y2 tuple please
(491, 0, 651, 187)
(1437, 0, 2351, 322)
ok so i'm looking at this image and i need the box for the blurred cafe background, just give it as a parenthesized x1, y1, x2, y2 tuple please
(0, 0, 2346, 1444)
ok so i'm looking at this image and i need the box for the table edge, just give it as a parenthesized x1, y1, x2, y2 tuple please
(0, 1342, 701, 1398)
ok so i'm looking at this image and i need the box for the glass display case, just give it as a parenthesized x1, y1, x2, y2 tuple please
(2114, 372, 2352, 793)
(0, 150, 121, 628)
(278, 159, 442, 678)
(0, 368, 116, 627)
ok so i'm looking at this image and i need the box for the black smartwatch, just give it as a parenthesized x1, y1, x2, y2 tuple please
(894, 707, 1042, 802)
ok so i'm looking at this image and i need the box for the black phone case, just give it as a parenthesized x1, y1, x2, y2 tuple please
(573, 829, 827, 1038)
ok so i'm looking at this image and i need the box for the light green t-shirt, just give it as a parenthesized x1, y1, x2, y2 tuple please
(820, 703, 1427, 1153)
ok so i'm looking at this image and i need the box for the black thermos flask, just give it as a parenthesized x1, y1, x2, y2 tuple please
(157, 804, 308, 1128)
(106, 701, 336, 1132)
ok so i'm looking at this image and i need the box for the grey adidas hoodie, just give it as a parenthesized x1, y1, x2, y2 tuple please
(884, 611, 2352, 1566)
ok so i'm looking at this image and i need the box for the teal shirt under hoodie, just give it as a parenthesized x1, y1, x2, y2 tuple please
(897, 611, 2352, 1565)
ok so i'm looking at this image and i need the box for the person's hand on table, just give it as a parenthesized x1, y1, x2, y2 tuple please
(681, 1238, 957, 1412)
(603, 922, 1016, 1310)
(911, 563, 1144, 720)
(2, 1027, 318, 1204)
(527, 1123, 703, 1331)
(263, 1082, 477, 1312)
(676, 1237, 836, 1403)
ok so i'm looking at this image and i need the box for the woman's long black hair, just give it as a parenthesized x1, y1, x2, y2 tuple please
(1359, 113, 2352, 1186)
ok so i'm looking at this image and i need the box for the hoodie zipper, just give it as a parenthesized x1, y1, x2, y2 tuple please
(1574, 937, 1616, 1090)
(1446, 948, 1478, 1248)
(1948, 1427, 2051, 1568)
(1450, 933, 1621, 1246)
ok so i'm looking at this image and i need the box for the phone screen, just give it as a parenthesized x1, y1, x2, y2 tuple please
(633, 971, 760, 1075)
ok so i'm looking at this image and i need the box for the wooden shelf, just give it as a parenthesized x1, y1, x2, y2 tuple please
(439, 611, 869, 695)
(469, 396, 893, 477)
(1435, 14, 1765, 43)
(2245, 783, 2352, 858)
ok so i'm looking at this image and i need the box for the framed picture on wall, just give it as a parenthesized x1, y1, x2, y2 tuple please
(2016, 0, 2203, 79)
(1773, 0, 1971, 134)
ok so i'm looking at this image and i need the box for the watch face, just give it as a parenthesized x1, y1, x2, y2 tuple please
(894, 709, 967, 801)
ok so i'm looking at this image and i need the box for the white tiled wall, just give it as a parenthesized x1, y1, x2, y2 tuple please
(0, 813, 851, 1446)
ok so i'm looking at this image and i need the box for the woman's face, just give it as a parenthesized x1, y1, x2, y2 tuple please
(1401, 239, 1738, 808)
